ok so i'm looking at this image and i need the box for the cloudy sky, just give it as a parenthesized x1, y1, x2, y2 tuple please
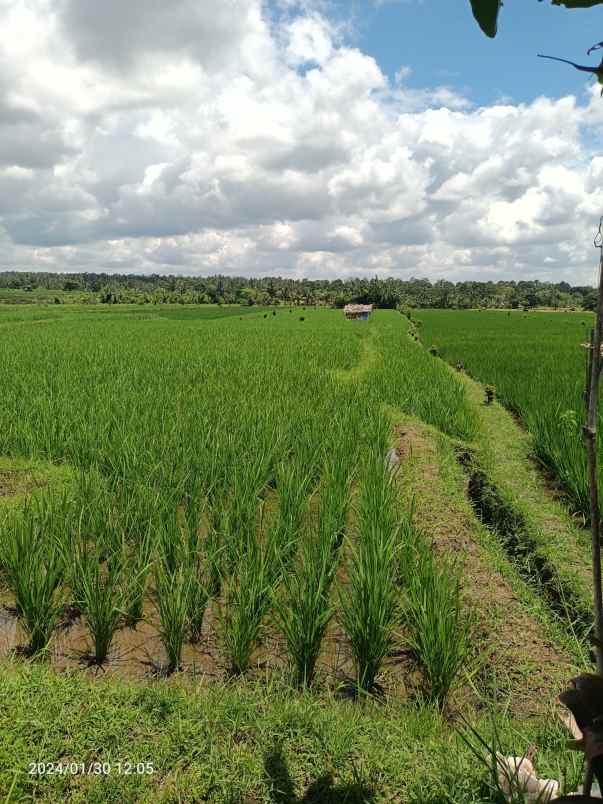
(2, 0, 603, 283)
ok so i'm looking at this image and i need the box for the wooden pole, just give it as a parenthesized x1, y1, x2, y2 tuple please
(585, 232, 603, 677)
(581, 219, 603, 797)
(585, 321, 603, 677)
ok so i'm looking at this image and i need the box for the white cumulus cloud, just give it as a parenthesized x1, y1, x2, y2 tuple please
(0, 0, 600, 284)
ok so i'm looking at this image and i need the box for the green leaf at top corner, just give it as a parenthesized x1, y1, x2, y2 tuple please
(469, 0, 502, 38)
(552, 0, 603, 7)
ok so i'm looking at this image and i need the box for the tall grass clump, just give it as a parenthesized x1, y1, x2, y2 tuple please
(269, 457, 314, 567)
(0, 501, 65, 655)
(274, 445, 355, 687)
(222, 435, 281, 543)
(218, 454, 314, 676)
(319, 447, 355, 557)
(122, 525, 155, 628)
(187, 558, 209, 644)
(75, 542, 125, 665)
(179, 505, 211, 644)
(107, 483, 161, 628)
(154, 498, 213, 647)
(63, 469, 115, 616)
(275, 529, 334, 687)
(220, 532, 277, 675)
(154, 561, 192, 674)
(214, 486, 261, 577)
(339, 423, 400, 692)
(203, 520, 223, 600)
(401, 528, 472, 708)
(152, 511, 209, 669)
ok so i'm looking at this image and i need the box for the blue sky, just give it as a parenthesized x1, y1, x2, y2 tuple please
(326, 0, 603, 106)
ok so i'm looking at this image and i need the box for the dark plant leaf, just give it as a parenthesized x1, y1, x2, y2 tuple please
(552, 1, 603, 7)
(469, 0, 502, 38)
(471, 0, 603, 39)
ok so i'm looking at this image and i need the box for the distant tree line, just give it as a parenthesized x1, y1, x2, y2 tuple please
(0, 271, 597, 310)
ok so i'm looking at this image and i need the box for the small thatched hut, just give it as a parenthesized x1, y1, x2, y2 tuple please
(343, 304, 373, 321)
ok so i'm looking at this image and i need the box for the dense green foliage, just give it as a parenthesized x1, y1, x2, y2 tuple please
(0, 270, 595, 309)
(418, 309, 595, 518)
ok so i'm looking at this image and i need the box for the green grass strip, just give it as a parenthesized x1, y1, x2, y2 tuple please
(459, 372, 594, 637)
(0, 663, 584, 802)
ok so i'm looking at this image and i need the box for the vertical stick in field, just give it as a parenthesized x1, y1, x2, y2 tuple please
(582, 218, 603, 798)
(585, 217, 603, 678)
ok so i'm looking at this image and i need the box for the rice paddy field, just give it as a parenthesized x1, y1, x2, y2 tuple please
(0, 304, 596, 802)
(417, 310, 595, 519)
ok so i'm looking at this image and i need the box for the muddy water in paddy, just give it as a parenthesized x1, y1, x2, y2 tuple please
(0, 602, 224, 679)
(0, 600, 344, 684)
(0, 597, 416, 698)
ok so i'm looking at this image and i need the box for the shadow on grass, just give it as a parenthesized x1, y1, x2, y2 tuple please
(332, 679, 387, 703)
(264, 745, 374, 804)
